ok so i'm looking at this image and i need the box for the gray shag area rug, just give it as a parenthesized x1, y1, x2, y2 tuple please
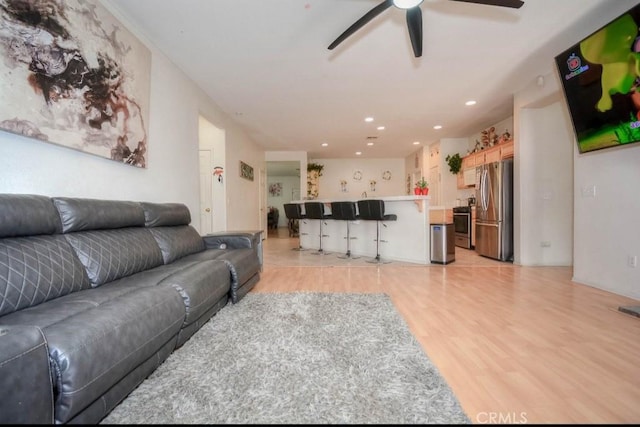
(102, 292, 470, 424)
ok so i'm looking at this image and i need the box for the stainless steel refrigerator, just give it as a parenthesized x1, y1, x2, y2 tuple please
(475, 158, 513, 261)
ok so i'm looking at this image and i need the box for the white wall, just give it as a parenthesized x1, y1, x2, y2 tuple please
(515, 70, 640, 299)
(309, 158, 405, 199)
(0, 1, 265, 233)
(517, 102, 573, 266)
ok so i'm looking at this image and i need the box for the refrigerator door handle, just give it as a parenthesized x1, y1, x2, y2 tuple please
(481, 169, 489, 211)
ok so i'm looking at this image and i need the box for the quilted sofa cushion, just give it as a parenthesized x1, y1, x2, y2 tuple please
(148, 226, 205, 264)
(63, 229, 163, 287)
(0, 235, 91, 316)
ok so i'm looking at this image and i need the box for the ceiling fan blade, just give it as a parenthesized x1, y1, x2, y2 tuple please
(450, 0, 524, 8)
(406, 7, 423, 58)
(328, 0, 394, 50)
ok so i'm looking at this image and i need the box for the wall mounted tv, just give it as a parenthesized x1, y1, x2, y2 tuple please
(555, 3, 640, 154)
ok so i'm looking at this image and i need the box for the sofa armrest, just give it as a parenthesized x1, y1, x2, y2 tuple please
(0, 325, 54, 423)
(202, 230, 263, 270)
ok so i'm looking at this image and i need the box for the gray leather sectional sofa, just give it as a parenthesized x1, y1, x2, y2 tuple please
(0, 194, 262, 424)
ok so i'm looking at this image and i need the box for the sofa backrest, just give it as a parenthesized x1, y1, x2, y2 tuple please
(0, 195, 91, 316)
(52, 198, 164, 287)
(140, 202, 205, 264)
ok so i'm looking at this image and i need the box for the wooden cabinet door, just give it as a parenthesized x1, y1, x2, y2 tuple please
(484, 146, 501, 164)
(457, 171, 465, 189)
(501, 140, 514, 159)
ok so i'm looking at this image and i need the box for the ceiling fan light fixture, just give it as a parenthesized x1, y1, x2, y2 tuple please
(393, 0, 423, 9)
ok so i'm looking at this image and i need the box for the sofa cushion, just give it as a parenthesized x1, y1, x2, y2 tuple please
(52, 197, 145, 233)
(0, 194, 60, 238)
(140, 202, 191, 227)
(0, 235, 91, 316)
(63, 228, 163, 287)
(148, 226, 205, 264)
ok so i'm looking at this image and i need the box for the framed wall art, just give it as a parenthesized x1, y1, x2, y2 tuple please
(269, 182, 282, 196)
(240, 161, 254, 181)
(0, 0, 151, 168)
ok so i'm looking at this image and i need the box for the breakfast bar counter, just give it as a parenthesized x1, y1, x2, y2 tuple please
(292, 196, 431, 264)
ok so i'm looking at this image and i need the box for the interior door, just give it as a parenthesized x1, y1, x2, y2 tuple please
(199, 150, 213, 235)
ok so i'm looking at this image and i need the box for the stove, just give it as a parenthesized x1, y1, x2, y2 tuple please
(452, 206, 472, 248)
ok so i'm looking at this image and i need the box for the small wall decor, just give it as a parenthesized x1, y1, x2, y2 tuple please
(0, 0, 151, 168)
(340, 179, 347, 192)
(382, 170, 392, 181)
(213, 166, 224, 183)
(307, 162, 324, 199)
(269, 182, 283, 197)
(240, 161, 254, 181)
(352, 170, 363, 181)
(369, 179, 377, 192)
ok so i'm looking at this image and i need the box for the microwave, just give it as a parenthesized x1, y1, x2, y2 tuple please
(463, 168, 476, 187)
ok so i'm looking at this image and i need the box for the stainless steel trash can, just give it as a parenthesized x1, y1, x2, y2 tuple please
(430, 223, 455, 264)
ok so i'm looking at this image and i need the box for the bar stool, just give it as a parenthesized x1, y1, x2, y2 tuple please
(330, 201, 360, 259)
(304, 202, 331, 255)
(283, 203, 307, 251)
(357, 199, 397, 264)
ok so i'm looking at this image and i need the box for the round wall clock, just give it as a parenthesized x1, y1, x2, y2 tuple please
(382, 170, 392, 181)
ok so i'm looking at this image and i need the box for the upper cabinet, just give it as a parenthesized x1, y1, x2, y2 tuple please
(457, 139, 514, 189)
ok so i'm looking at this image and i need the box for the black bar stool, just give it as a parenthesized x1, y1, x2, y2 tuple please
(330, 201, 360, 259)
(304, 202, 331, 255)
(283, 203, 307, 251)
(357, 199, 397, 264)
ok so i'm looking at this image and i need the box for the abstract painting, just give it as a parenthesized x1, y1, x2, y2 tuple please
(0, 0, 151, 167)
(269, 182, 282, 197)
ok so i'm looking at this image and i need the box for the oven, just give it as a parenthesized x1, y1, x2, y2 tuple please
(452, 206, 472, 249)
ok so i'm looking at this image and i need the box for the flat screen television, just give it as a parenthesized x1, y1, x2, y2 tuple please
(555, 3, 640, 154)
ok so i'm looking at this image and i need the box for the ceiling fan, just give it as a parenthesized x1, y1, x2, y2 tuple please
(327, 0, 525, 58)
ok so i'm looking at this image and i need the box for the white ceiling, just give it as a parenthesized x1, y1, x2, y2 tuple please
(110, 0, 626, 160)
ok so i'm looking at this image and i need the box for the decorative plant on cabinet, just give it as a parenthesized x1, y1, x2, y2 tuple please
(415, 177, 429, 195)
(307, 162, 324, 199)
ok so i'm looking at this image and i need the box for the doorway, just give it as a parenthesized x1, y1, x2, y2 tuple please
(266, 160, 301, 240)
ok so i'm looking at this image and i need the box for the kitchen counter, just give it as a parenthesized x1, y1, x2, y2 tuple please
(291, 196, 432, 264)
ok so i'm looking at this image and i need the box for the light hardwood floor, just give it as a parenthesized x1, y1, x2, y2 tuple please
(254, 229, 640, 424)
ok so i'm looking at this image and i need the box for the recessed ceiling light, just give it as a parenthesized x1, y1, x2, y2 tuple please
(321, 142, 328, 147)
(465, 100, 477, 106)
(377, 126, 385, 130)
(364, 117, 374, 122)
(355, 151, 362, 155)
(367, 142, 374, 146)
(413, 141, 420, 145)
(433, 125, 442, 130)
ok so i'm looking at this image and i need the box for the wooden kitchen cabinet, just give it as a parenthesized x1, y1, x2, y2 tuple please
(484, 145, 501, 163)
(500, 139, 514, 158)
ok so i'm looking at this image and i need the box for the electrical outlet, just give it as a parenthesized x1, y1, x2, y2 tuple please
(581, 185, 596, 198)
(628, 255, 638, 268)
(541, 241, 551, 247)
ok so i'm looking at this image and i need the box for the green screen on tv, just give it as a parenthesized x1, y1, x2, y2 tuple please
(555, 3, 640, 154)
